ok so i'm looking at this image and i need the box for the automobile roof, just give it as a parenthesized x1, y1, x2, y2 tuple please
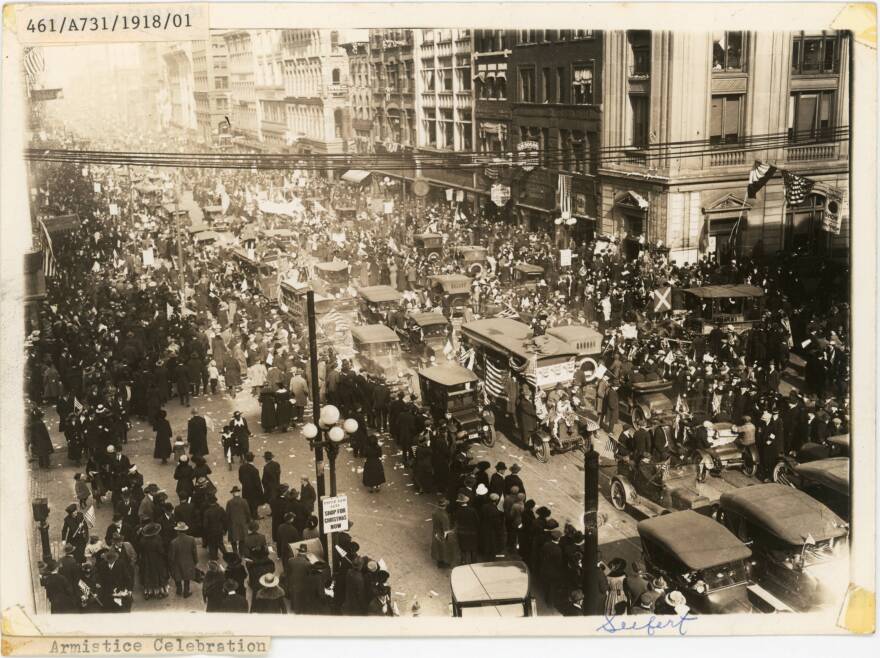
(638, 510, 752, 571)
(408, 311, 449, 327)
(682, 284, 765, 299)
(545, 324, 603, 344)
(514, 262, 544, 274)
(720, 483, 847, 545)
(418, 363, 479, 387)
(450, 561, 530, 604)
(794, 457, 850, 496)
(462, 318, 577, 362)
(356, 285, 403, 303)
(350, 324, 400, 344)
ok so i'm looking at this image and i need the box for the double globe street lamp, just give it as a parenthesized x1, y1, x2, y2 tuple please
(302, 404, 359, 497)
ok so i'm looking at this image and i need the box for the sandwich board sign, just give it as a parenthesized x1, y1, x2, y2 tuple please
(321, 494, 349, 533)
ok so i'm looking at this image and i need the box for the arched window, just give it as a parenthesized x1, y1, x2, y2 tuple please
(785, 192, 830, 255)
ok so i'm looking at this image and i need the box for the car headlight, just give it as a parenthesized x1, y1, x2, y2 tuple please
(693, 580, 707, 595)
(456, 430, 467, 439)
(482, 425, 489, 432)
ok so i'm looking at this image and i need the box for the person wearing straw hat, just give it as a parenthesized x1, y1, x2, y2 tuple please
(251, 573, 287, 613)
(169, 521, 198, 598)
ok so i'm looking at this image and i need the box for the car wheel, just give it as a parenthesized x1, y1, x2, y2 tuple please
(772, 460, 796, 487)
(534, 439, 551, 463)
(610, 479, 628, 511)
(481, 425, 495, 448)
(742, 453, 758, 478)
(632, 406, 646, 428)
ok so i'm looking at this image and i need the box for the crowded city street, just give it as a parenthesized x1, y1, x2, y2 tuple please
(16, 28, 854, 621)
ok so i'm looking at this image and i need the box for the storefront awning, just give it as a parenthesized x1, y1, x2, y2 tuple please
(341, 170, 372, 184)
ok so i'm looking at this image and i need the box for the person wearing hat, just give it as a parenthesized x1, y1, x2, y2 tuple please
(61, 503, 89, 563)
(40, 558, 78, 614)
(242, 520, 268, 560)
(226, 486, 251, 555)
(28, 407, 54, 469)
(453, 494, 480, 565)
(489, 462, 507, 497)
(759, 406, 785, 482)
(261, 452, 281, 503)
(58, 543, 82, 592)
(230, 411, 251, 463)
(216, 578, 249, 613)
(431, 496, 459, 569)
(169, 522, 198, 598)
(139, 521, 169, 599)
(275, 512, 303, 564)
(655, 589, 689, 616)
(538, 527, 565, 607)
(631, 590, 657, 615)
(251, 572, 288, 613)
(479, 492, 507, 561)
(503, 463, 526, 497)
(153, 409, 173, 465)
(202, 493, 228, 560)
(187, 408, 209, 458)
(238, 452, 265, 518)
(285, 543, 314, 614)
(96, 547, 134, 612)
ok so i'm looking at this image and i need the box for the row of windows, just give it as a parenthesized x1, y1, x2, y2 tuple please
(516, 125, 592, 173)
(516, 63, 594, 104)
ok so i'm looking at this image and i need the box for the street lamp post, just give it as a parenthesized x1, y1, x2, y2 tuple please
(302, 405, 358, 574)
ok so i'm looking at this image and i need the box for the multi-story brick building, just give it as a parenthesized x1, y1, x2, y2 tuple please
(281, 29, 355, 156)
(192, 35, 230, 145)
(221, 30, 261, 146)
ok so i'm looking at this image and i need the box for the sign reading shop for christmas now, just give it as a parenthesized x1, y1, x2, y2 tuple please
(321, 495, 350, 534)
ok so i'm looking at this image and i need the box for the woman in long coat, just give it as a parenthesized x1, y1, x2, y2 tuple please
(430, 498, 460, 568)
(223, 353, 242, 393)
(153, 410, 173, 464)
(139, 522, 169, 599)
(202, 560, 226, 612)
(362, 436, 386, 493)
(174, 456, 195, 500)
(42, 363, 63, 402)
(453, 499, 480, 565)
(258, 386, 276, 432)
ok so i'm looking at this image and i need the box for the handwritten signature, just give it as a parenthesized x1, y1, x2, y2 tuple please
(597, 613, 699, 636)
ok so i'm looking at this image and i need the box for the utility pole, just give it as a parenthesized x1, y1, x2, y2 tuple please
(174, 172, 187, 307)
(582, 444, 601, 615)
(306, 291, 328, 560)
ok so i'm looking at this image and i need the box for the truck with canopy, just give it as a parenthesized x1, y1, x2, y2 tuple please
(678, 284, 765, 334)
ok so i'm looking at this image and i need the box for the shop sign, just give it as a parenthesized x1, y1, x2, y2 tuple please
(517, 141, 540, 171)
(535, 360, 576, 388)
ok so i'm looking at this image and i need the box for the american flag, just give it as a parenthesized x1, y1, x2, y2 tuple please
(783, 170, 816, 206)
(558, 174, 572, 220)
(322, 309, 349, 333)
(83, 504, 96, 529)
(39, 220, 57, 277)
(484, 358, 508, 399)
(23, 47, 45, 87)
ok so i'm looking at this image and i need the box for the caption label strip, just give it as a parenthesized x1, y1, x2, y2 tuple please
(12, 3, 208, 44)
(3, 636, 271, 656)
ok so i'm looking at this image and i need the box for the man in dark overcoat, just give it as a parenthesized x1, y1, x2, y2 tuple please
(187, 409, 209, 457)
(238, 452, 264, 517)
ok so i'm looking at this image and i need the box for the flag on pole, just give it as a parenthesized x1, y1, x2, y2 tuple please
(83, 504, 96, 528)
(558, 174, 572, 220)
(727, 212, 745, 254)
(698, 218, 709, 253)
(746, 161, 777, 199)
(783, 170, 816, 206)
(73, 397, 83, 413)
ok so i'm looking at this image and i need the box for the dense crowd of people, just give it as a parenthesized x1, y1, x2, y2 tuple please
(27, 119, 849, 617)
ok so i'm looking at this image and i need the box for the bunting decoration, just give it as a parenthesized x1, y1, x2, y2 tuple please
(746, 161, 777, 199)
(484, 358, 509, 399)
(558, 173, 572, 220)
(39, 220, 57, 277)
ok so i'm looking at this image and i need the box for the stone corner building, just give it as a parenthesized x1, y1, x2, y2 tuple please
(599, 30, 850, 264)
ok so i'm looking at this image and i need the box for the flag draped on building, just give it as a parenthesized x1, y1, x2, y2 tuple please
(38, 220, 57, 277)
(783, 170, 816, 205)
(698, 217, 709, 253)
(746, 161, 777, 199)
(23, 47, 45, 87)
(558, 173, 572, 220)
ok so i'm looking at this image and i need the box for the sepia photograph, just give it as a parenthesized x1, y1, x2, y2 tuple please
(0, 1, 875, 644)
